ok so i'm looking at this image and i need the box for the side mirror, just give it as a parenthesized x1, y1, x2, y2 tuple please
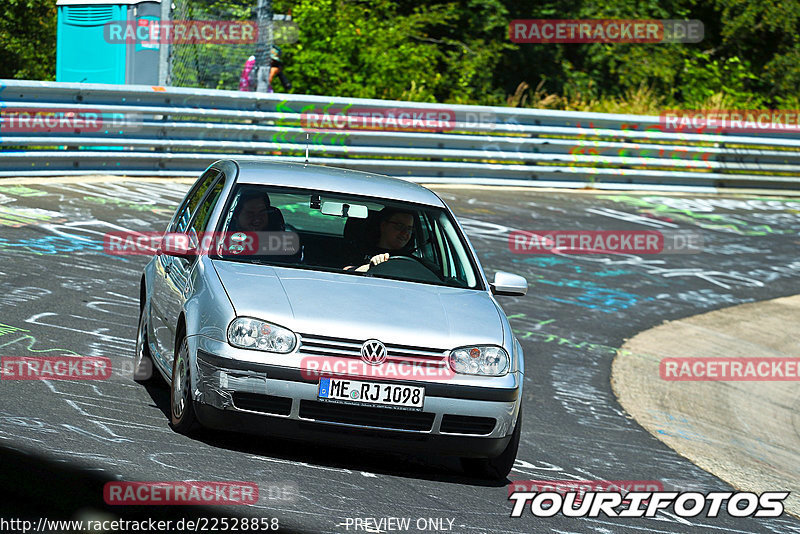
(490, 271, 528, 296)
(161, 233, 198, 259)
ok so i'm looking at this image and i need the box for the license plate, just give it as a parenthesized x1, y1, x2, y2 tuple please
(318, 378, 424, 411)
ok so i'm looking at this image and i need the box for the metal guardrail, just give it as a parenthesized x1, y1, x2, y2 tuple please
(2, 79, 800, 190)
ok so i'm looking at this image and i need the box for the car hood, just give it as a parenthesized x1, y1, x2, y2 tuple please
(212, 261, 504, 349)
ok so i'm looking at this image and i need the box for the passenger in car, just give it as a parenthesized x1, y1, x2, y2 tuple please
(232, 192, 285, 232)
(225, 191, 303, 262)
(344, 208, 415, 271)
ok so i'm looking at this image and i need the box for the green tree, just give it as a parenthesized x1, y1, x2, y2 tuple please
(498, 0, 800, 110)
(2, 0, 800, 113)
(712, 0, 800, 106)
(0, 0, 57, 80)
(279, 0, 511, 103)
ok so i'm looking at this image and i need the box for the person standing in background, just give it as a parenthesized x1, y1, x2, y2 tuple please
(239, 47, 291, 93)
(267, 45, 292, 93)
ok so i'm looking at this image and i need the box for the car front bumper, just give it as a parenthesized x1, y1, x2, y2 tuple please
(190, 336, 522, 458)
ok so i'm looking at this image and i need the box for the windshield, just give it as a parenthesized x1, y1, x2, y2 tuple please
(212, 184, 482, 289)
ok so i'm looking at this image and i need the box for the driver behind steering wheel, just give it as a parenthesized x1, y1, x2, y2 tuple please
(344, 208, 415, 272)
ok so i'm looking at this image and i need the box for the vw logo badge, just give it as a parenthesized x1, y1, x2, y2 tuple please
(361, 339, 387, 365)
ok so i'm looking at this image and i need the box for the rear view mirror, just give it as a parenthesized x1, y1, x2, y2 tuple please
(490, 271, 528, 296)
(320, 201, 368, 218)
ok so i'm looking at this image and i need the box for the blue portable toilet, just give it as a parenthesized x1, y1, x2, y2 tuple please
(56, 0, 161, 85)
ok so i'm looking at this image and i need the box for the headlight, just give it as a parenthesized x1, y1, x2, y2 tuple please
(227, 317, 297, 353)
(448, 346, 510, 376)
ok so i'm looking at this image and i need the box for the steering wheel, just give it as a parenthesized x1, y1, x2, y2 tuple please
(367, 255, 443, 283)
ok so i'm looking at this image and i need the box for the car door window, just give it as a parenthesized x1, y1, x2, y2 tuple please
(170, 168, 221, 233)
(188, 179, 225, 248)
(424, 212, 477, 288)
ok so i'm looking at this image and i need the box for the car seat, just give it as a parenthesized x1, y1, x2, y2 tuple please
(265, 206, 286, 231)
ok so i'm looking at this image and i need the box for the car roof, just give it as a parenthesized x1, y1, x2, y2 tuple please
(230, 160, 445, 207)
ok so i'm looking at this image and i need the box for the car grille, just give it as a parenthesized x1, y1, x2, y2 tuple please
(440, 414, 496, 435)
(298, 400, 435, 431)
(298, 333, 448, 368)
(232, 392, 292, 416)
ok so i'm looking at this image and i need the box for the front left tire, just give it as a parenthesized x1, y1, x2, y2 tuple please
(170, 335, 199, 434)
(461, 407, 522, 480)
(133, 305, 155, 383)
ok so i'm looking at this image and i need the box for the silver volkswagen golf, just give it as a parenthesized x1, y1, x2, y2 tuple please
(135, 159, 528, 479)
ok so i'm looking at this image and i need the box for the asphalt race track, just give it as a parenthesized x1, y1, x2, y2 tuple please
(1, 179, 799, 533)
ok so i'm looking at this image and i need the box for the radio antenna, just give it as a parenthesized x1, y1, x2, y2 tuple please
(304, 133, 309, 166)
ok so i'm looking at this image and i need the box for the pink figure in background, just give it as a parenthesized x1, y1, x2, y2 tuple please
(239, 55, 256, 91)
